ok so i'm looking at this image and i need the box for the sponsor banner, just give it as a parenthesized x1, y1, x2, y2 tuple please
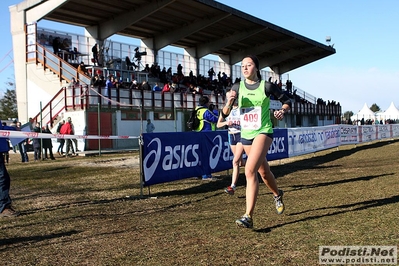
(270, 99, 283, 110)
(322, 126, 341, 148)
(359, 125, 377, 143)
(391, 124, 399, 138)
(287, 125, 340, 157)
(340, 125, 358, 144)
(267, 128, 289, 160)
(377, 124, 390, 139)
(142, 130, 290, 186)
(142, 131, 232, 186)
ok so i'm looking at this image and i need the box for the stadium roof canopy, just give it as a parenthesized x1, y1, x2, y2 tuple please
(20, 0, 335, 74)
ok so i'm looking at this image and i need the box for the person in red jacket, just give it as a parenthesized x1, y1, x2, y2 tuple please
(59, 117, 74, 157)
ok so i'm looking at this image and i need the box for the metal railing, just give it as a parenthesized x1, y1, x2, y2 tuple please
(29, 40, 340, 126)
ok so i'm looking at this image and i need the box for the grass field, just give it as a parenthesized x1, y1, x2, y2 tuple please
(1, 139, 398, 266)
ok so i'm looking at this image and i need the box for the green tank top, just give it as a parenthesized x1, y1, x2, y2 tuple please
(238, 80, 273, 140)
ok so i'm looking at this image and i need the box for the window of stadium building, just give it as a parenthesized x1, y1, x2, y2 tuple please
(121, 111, 143, 120)
(154, 112, 173, 120)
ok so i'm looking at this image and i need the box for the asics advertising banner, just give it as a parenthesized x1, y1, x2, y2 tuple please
(142, 131, 232, 186)
(142, 129, 289, 186)
(267, 128, 289, 161)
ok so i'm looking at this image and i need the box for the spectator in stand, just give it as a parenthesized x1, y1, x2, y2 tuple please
(92, 43, 99, 66)
(208, 67, 215, 80)
(188, 84, 196, 94)
(68, 77, 78, 89)
(286, 80, 293, 93)
(152, 83, 162, 92)
(105, 76, 114, 105)
(194, 85, 203, 95)
(177, 64, 183, 76)
(52, 37, 60, 54)
(156, 64, 161, 78)
(150, 63, 160, 78)
(221, 72, 228, 89)
(159, 67, 167, 83)
(70, 47, 80, 61)
(130, 80, 138, 90)
(161, 82, 171, 94)
(141, 80, 151, 91)
(60, 38, 71, 51)
(90, 74, 100, 87)
(113, 74, 121, 89)
(98, 75, 106, 87)
(167, 67, 172, 79)
(77, 62, 89, 76)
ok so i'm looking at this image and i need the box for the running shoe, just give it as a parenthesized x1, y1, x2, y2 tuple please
(224, 186, 235, 195)
(274, 189, 285, 214)
(235, 214, 253, 228)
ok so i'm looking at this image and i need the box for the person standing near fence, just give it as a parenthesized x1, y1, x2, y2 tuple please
(16, 122, 29, 163)
(56, 120, 65, 156)
(196, 96, 218, 180)
(221, 55, 291, 229)
(60, 117, 74, 157)
(146, 119, 155, 133)
(32, 122, 42, 161)
(43, 124, 56, 160)
(0, 120, 19, 217)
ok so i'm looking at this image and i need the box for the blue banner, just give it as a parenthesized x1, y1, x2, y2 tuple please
(142, 129, 289, 186)
(142, 131, 232, 186)
(267, 128, 289, 161)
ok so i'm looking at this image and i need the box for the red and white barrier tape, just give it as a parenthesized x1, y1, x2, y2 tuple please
(0, 130, 139, 140)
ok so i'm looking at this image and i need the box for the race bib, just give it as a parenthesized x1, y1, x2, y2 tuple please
(240, 107, 261, 130)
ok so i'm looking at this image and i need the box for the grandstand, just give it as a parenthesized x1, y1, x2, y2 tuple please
(9, 0, 340, 150)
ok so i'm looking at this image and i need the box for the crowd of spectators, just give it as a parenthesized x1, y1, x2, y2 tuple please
(89, 63, 233, 98)
(86, 61, 342, 111)
(345, 118, 398, 125)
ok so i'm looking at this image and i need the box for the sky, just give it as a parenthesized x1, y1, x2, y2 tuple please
(1, 0, 399, 114)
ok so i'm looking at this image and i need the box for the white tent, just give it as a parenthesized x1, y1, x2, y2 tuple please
(377, 102, 399, 121)
(351, 103, 376, 121)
